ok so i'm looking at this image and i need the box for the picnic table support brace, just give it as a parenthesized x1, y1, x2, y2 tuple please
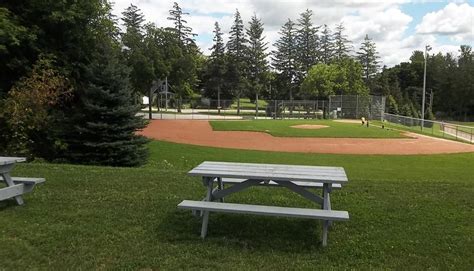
(0, 164, 24, 205)
(273, 180, 323, 205)
(322, 183, 331, 247)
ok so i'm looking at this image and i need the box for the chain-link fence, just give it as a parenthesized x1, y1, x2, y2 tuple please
(328, 95, 386, 120)
(140, 95, 385, 121)
(383, 113, 474, 144)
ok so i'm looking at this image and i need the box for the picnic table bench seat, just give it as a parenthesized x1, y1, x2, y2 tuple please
(178, 200, 349, 221)
(0, 177, 45, 202)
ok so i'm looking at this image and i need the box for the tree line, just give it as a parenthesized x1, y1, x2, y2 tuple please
(0, 1, 472, 166)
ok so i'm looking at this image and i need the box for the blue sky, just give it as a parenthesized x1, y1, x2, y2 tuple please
(112, 0, 474, 67)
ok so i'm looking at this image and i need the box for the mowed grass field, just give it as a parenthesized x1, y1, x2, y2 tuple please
(210, 119, 406, 138)
(1, 140, 473, 269)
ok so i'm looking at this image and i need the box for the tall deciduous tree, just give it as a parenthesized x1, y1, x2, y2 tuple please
(245, 14, 268, 102)
(295, 9, 319, 84)
(272, 19, 297, 100)
(225, 9, 247, 114)
(333, 22, 351, 61)
(357, 34, 379, 83)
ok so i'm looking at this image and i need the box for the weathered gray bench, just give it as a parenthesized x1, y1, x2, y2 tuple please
(178, 200, 349, 220)
(0, 177, 45, 202)
(179, 161, 350, 247)
(0, 157, 45, 205)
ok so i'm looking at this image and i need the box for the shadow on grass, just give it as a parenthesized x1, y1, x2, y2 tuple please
(0, 199, 21, 211)
(155, 208, 325, 252)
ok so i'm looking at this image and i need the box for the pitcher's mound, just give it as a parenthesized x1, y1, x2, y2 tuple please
(290, 124, 329, 129)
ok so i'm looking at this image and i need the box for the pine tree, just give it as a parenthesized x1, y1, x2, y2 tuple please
(225, 9, 247, 114)
(63, 43, 148, 167)
(167, 2, 196, 47)
(272, 19, 297, 100)
(320, 24, 334, 64)
(245, 14, 268, 102)
(295, 9, 319, 84)
(203, 22, 229, 100)
(333, 22, 351, 61)
(357, 34, 379, 82)
(121, 4, 153, 98)
(166, 2, 200, 111)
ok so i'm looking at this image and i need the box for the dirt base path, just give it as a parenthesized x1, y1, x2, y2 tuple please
(140, 120, 474, 155)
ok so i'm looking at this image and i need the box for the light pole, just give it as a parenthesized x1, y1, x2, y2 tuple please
(421, 45, 431, 131)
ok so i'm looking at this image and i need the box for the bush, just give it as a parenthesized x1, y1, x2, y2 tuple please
(0, 56, 71, 158)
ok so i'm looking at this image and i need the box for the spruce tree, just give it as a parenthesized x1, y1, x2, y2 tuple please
(63, 43, 148, 167)
(225, 9, 247, 114)
(167, 2, 197, 47)
(333, 22, 351, 61)
(320, 24, 334, 64)
(357, 34, 379, 82)
(245, 14, 268, 102)
(203, 22, 229, 100)
(121, 4, 153, 98)
(272, 19, 297, 100)
(295, 9, 319, 84)
(166, 2, 199, 111)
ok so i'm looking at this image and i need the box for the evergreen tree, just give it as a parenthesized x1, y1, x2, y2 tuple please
(245, 14, 268, 102)
(166, 2, 200, 110)
(320, 24, 334, 64)
(333, 22, 351, 61)
(166, 2, 197, 47)
(357, 34, 379, 83)
(272, 19, 297, 100)
(203, 22, 229, 100)
(63, 43, 148, 167)
(295, 9, 319, 85)
(225, 9, 247, 114)
(121, 4, 154, 99)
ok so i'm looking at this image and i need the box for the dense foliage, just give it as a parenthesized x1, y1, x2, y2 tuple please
(0, 1, 472, 162)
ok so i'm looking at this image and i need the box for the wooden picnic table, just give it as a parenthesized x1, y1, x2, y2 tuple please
(178, 161, 349, 247)
(0, 157, 45, 205)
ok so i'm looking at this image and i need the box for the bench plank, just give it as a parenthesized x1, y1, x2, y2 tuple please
(0, 184, 26, 201)
(11, 177, 46, 185)
(178, 200, 349, 221)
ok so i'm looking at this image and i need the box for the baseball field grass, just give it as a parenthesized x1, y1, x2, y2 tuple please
(210, 119, 406, 138)
(1, 140, 473, 269)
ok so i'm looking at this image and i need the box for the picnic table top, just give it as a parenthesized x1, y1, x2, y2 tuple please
(0, 157, 26, 166)
(188, 161, 348, 184)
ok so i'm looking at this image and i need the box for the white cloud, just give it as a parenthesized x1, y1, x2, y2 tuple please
(416, 3, 474, 43)
(111, 0, 472, 67)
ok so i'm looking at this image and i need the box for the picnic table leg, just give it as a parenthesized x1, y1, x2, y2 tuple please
(321, 183, 331, 247)
(201, 177, 213, 238)
(217, 177, 224, 203)
(0, 172, 24, 205)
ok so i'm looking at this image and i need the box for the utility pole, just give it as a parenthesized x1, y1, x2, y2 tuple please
(421, 45, 431, 130)
(165, 76, 168, 111)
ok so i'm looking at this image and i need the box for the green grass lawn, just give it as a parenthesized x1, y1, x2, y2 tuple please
(1, 140, 473, 269)
(210, 119, 406, 138)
